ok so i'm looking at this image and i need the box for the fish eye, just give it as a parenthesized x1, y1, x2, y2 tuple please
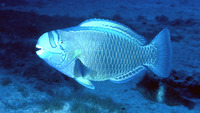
(60, 41, 63, 44)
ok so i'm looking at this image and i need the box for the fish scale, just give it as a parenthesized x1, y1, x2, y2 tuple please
(67, 30, 152, 81)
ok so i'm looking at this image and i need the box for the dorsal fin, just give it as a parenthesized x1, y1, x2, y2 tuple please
(79, 18, 146, 45)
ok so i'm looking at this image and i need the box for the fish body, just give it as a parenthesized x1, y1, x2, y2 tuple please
(36, 19, 172, 89)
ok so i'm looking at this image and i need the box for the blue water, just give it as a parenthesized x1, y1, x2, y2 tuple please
(0, 0, 200, 113)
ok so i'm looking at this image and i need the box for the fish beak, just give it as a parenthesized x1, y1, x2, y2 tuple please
(36, 45, 44, 56)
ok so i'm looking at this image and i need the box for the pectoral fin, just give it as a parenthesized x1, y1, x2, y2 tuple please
(74, 59, 97, 78)
(74, 59, 96, 89)
(75, 77, 95, 89)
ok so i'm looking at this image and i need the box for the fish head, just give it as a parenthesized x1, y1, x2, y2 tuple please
(36, 30, 64, 57)
(36, 31, 76, 75)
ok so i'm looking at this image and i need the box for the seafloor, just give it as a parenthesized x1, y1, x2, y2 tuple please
(0, 0, 200, 113)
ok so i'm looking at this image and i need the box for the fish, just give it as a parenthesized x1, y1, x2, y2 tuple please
(36, 19, 172, 89)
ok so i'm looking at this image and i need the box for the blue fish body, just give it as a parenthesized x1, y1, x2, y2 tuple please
(36, 19, 172, 89)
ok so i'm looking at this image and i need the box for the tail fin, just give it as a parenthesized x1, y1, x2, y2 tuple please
(148, 28, 172, 78)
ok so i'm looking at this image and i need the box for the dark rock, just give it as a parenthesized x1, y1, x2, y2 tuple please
(171, 35, 184, 42)
(156, 1, 162, 5)
(137, 75, 196, 109)
(120, 5, 126, 9)
(170, 18, 184, 26)
(93, 10, 103, 17)
(112, 14, 123, 21)
(0, 77, 12, 86)
(171, 70, 177, 75)
(142, 22, 147, 25)
(170, 4, 175, 7)
(162, 70, 200, 99)
(155, 15, 169, 23)
(136, 75, 161, 101)
(17, 63, 25, 67)
(137, 15, 146, 21)
(185, 18, 194, 24)
(186, 76, 193, 81)
(174, 76, 180, 80)
(122, 107, 126, 110)
(170, 18, 197, 26)
(1, 0, 28, 7)
(188, 85, 200, 98)
(164, 84, 196, 109)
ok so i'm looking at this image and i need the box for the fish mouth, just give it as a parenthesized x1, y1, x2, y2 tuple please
(35, 45, 55, 59)
(36, 45, 45, 56)
(35, 45, 42, 51)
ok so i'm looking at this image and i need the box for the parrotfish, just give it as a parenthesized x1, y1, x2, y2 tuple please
(36, 19, 172, 89)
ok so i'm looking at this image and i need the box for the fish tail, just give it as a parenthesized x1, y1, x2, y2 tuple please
(148, 28, 172, 78)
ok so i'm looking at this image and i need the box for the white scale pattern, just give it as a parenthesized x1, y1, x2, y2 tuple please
(59, 29, 157, 81)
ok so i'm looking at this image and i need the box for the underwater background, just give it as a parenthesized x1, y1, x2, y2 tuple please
(0, 0, 200, 113)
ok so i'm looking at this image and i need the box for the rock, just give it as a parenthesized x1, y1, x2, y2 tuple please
(136, 75, 196, 109)
(155, 15, 169, 23)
